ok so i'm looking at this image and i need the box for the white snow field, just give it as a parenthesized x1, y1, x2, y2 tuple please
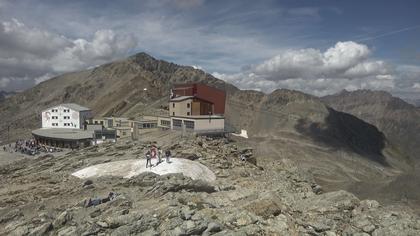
(72, 158, 216, 182)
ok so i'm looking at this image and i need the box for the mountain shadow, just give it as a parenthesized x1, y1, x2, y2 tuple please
(295, 107, 389, 166)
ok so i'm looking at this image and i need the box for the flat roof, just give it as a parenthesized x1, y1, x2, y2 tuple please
(32, 128, 93, 140)
(43, 103, 91, 112)
(172, 115, 224, 120)
(62, 103, 90, 111)
(170, 96, 194, 102)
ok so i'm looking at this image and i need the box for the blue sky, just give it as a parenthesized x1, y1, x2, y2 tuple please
(0, 0, 419, 99)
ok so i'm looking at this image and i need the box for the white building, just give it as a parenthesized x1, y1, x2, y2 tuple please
(41, 103, 92, 129)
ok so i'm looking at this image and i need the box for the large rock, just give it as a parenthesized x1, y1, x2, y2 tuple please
(53, 210, 72, 229)
(297, 190, 360, 213)
(105, 212, 143, 229)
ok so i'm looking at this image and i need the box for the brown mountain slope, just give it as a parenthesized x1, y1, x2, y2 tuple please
(322, 90, 420, 162)
(0, 53, 413, 205)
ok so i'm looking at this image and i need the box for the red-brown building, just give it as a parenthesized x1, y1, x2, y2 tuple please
(171, 83, 226, 115)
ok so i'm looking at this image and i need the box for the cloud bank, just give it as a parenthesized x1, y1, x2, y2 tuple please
(214, 41, 420, 97)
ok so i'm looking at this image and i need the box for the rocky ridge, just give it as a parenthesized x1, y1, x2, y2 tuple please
(1, 131, 419, 235)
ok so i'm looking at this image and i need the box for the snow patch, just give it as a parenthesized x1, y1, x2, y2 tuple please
(232, 129, 248, 139)
(71, 158, 216, 182)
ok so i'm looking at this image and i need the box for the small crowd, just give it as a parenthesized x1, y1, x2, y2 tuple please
(144, 144, 172, 168)
(2, 138, 62, 156)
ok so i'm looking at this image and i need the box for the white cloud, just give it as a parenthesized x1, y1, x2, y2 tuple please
(252, 41, 385, 81)
(34, 73, 54, 85)
(0, 19, 137, 90)
(0, 77, 10, 88)
(213, 41, 418, 97)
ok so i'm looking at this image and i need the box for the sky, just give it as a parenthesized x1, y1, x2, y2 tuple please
(0, 0, 419, 100)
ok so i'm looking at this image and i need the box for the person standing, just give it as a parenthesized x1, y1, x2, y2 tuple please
(150, 145, 157, 166)
(158, 148, 163, 164)
(145, 150, 152, 168)
(165, 150, 171, 163)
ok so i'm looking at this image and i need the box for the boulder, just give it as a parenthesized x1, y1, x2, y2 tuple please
(105, 212, 143, 229)
(53, 210, 72, 228)
(28, 222, 52, 236)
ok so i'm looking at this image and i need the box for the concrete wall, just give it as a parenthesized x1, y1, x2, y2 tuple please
(42, 105, 91, 129)
(170, 117, 224, 132)
(194, 118, 225, 131)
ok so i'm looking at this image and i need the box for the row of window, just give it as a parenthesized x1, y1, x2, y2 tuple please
(172, 103, 191, 108)
(160, 120, 171, 126)
(51, 108, 71, 112)
(172, 119, 195, 129)
(52, 123, 73, 126)
(52, 116, 71, 119)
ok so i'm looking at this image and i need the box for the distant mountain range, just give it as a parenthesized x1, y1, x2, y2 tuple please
(0, 90, 17, 101)
(404, 98, 420, 107)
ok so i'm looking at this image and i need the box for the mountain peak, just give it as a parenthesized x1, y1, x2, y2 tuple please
(129, 52, 157, 62)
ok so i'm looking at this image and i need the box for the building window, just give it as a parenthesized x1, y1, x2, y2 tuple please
(172, 103, 175, 108)
(184, 120, 195, 129)
(63, 109, 70, 112)
(52, 116, 58, 119)
(187, 103, 190, 108)
(172, 112, 175, 116)
(64, 116, 70, 119)
(161, 120, 170, 126)
(52, 123, 58, 126)
(187, 112, 190, 116)
(52, 109, 58, 112)
(173, 119, 182, 127)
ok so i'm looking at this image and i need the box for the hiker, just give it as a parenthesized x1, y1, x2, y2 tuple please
(165, 150, 171, 163)
(157, 148, 163, 164)
(2, 146, 5, 152)
(146, 150, 152, 168)
(84, 192, 117, 207)
(150, 145, 157, 166)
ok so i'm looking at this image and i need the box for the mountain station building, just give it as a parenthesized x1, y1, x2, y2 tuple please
(32, 103, 97, 148)
(168, 83, 226, 134)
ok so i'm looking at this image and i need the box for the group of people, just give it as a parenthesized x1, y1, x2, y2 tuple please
(145, 144, 172, 168)
(2, 138, 62, 156)
(2, 139, 42, 155)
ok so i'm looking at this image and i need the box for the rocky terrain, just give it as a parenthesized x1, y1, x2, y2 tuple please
(1, 52, 419, 214)
(1, 130, 420, 236)
(2, 52, 420, 234)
